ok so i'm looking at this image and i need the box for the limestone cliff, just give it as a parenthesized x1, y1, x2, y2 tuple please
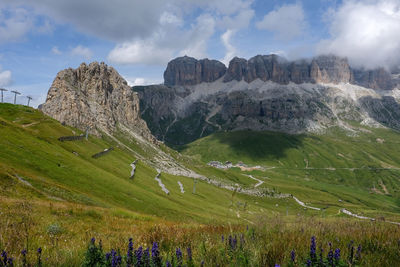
(164, 56, 226, 86)
(40, 62, 154, 141)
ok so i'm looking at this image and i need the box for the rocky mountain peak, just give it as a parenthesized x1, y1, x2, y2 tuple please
(40, 61, 154, 141)
(164, 56, 226, 86)
(163, 54, 395, 90)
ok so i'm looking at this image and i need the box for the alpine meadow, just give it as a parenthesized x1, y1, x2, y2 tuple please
(1, 1, 400, 266)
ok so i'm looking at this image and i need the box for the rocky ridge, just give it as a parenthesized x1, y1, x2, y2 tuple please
(40, 62, 154, 141)
(164, 55, 395, 90)
(137, 54, 400, 145)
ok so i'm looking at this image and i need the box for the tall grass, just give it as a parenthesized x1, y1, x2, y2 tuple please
(1, 200, 399, 266)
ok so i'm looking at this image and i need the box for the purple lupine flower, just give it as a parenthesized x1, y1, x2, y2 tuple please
(151, 242, 161, 267)
(111, 249, 118, 267)
(166, 260, 171, 267)
(349, 241, 354, 264)
(221, 235, 224, 242)
(319, 244, 324, 266)
(291, 250, 295, 262)
(306, 259, 312, 267)
(21, 249, 27, 267)
(356, 244, 362, 261)
(7, 257, 14, 267)
(233, 235, 237, 250)
(1, 250, 7, 266)
(334, 248, 340, 262)
(327, 243, 334, 265)
(176, 248, 183, 267)
(201, 260, 204, 266)
(143, 248, 150, 266)
(275, 265, 280, 267)
(105, 252, 111, 261)
(90, 237, 96, 245)
(135, 246, 143, 266)
(228, 235, 233, 249)
(37, 247, 42, 266)
(187, 246, 192, 262)
(127, 238, 134, 266)
(310, 236, 316, 261)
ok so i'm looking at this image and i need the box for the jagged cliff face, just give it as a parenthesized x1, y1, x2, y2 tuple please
(40, 62, 153, 141)
(137, 55, 400, 145)
(164, 55, 395, 89)
(164, 56, 226, 86)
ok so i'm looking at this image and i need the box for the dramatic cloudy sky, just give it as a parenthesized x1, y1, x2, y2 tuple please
(1, 0, 400, 106)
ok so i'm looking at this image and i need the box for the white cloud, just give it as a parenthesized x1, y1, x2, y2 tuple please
(51, 46, 62, 55)
(221, 30, 237, 65)
(0, 66, 12, 87)
(109, 13, 216, 65)
(179, 14, 216, 59)
(71, 45, 93, 60)
(2, 0, 255, 65)
(124, 77, 163, 87)
(3, 0, 168, 42)
(256, 3, 306, 41)
(317, 0, 400, 69)
(0, 7, 33, 43)
(217, 0, 255, 64)
(108, 40, 174, 65)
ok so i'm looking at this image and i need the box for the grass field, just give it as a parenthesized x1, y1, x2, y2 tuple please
(1, 103, 400, 266)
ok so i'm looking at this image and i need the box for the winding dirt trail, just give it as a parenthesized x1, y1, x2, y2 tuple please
(246, 175, 264, 188)
(292, 196, 321, 210)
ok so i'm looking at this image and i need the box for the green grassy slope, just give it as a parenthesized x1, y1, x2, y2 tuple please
(179, 128, 400, 220)
(0, 103, 294, 224)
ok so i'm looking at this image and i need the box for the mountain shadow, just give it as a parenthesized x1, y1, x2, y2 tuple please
(178, 130, 306, 162)
(359, 96, 400, 130)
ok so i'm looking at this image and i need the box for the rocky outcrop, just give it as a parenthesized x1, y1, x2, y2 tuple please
(40, 62, 154, 141)
(224, 54, 353, 85)
(164, 56, 226, 86)
(164, 54, 395, 90)
(310, 55, 352, 84)
(353, 68, 394, 90)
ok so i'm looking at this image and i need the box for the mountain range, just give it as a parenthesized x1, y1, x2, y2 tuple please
(129, 54, 400, 145)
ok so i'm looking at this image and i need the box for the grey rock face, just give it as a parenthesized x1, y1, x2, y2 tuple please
(40, 62, 154, 141)
(164, 56, 226, 86)
(137, 77, 400, 145)
(310, 55, 352, 84)
(224, 54, 354, 85)
(134, 54, 400, 145)
(224, 55, 290, 83)
(353, 68, 394, 90)
(165, 54, 395, 90)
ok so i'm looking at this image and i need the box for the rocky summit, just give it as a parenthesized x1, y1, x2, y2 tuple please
(164, 56, 227, 86)
(136, 54, 400, 145)
(40, 62, 153, 141)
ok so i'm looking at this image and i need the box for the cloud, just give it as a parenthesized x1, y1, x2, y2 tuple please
(51, 46, 62, 55)
(178, 14, 216, 59)
(3, 0, 255, 65)
(108, 13, 216, 65)
(124, 77, 163, 87)
(317, 0, 400, 69)
(71, 45, 93, 60)
(3, 0, 168, 42)
(108, 40, 174, 65)
(0, 7, 33, 43)
(256, 3, 306, 41)
(221, 30, 237, 65)
(0, 66, 12, 87)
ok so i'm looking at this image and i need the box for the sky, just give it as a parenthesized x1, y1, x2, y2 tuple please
(1, 0, 400, 107)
